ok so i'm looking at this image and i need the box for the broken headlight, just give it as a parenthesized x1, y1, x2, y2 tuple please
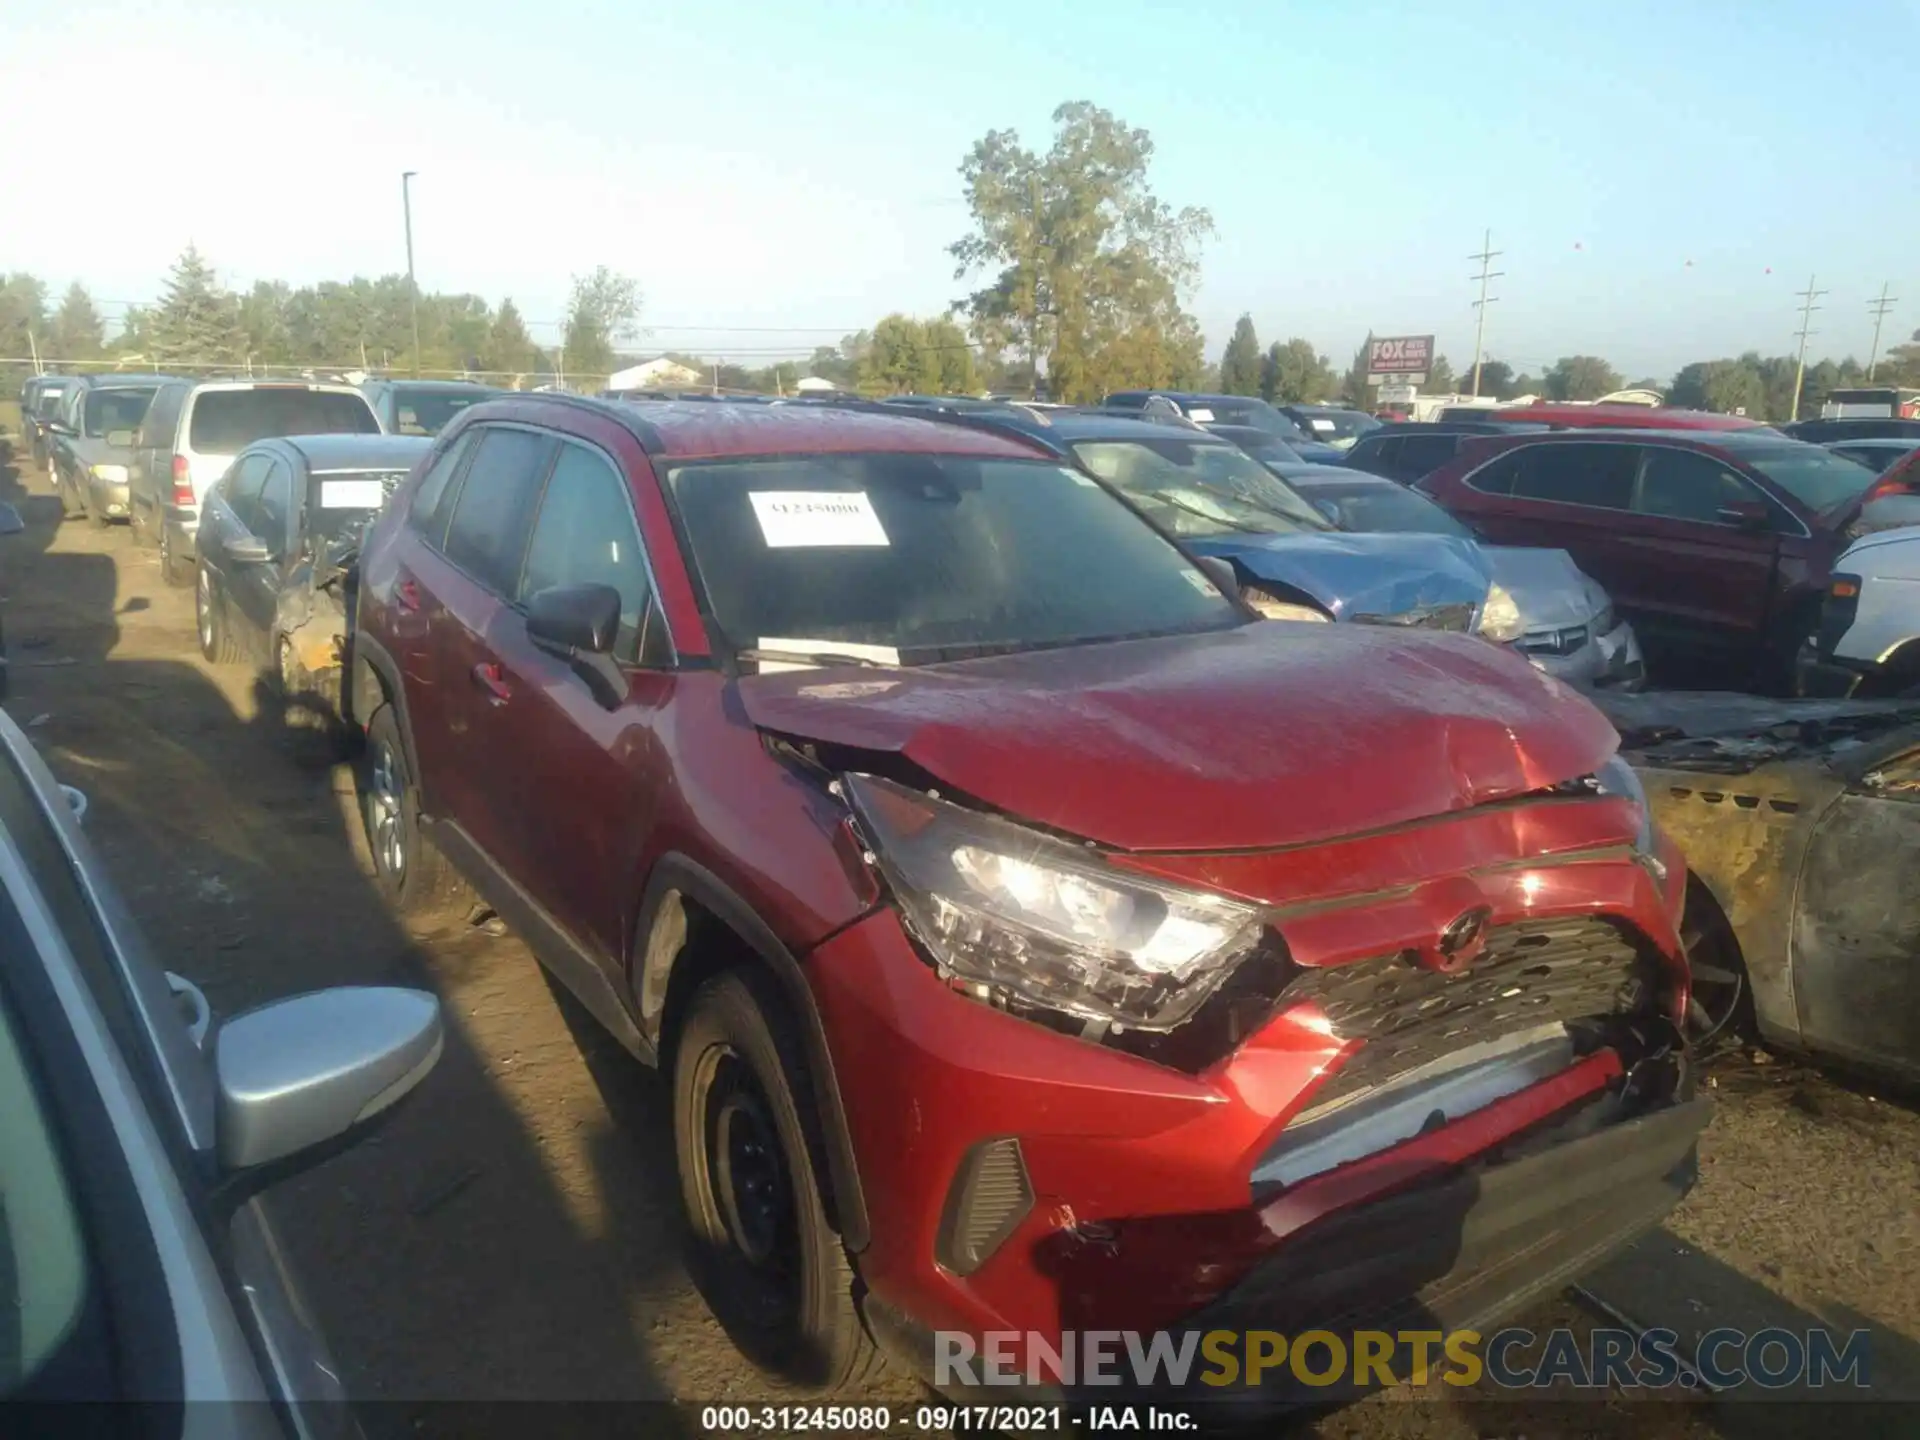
(1475, 582, 1526, 643)
(843, 773, 1266, 1032)
(1593, 754, 1656, 858)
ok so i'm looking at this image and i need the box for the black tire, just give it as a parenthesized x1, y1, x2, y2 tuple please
(673, 969, 881, 1393)
(360, 704, 464, 920)
(1681, 879, 1754, 1050)
(85, 488, 108, 530)
(195, 564, 242, 665)
(159, 522, 192, 587)
(130, 500, 158, 548)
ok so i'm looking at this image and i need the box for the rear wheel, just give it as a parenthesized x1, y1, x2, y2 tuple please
(673, 970, 880, 1393)
(361, 704, 464, 920)
(196, 565, 241, 664)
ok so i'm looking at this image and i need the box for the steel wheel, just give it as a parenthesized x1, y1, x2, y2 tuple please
(368, 739, 408, 884)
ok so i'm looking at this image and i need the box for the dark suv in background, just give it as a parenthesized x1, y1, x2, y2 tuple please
(360, 378, 505, 437)
(1344, 421, 1549, 484)
(346, 392, 1705, 1412)
(1416, 429, 1885, 691)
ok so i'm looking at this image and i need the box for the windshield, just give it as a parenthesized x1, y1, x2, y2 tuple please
(82, 387, 158, 439)
(188, 389, 379, 453)
(1294, 480, 1474, 538)
(1071, 438, 1336, 539)
(1745, 443, 1884, 512)
(1291, 410, 1380, 445)
(1185, 400, 1312, 444)
(666, 454, 1244, 663)
(311, 468, 409, 545)
(389, 388, 497, 437)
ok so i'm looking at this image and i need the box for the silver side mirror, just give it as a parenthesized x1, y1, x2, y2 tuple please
(215, 987, 442, 1172)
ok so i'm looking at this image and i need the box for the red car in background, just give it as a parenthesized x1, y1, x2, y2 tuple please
(347, 394, 1706, 1410)
(1416, 428, 1884, 691)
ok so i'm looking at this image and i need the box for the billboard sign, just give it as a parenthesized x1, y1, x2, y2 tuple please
(1366, 334, 1434, 383)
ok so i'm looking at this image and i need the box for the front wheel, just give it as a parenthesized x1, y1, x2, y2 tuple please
(1681, 881, 1753, 1049)
(674, 970, 881, 1393)
(196, 565, 241, 664)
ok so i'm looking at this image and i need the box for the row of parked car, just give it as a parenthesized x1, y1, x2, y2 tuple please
(7, 371, 1920, 1428)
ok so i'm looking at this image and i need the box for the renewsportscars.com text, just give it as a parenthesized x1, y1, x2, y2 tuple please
(936, 1326, 1873, 1391)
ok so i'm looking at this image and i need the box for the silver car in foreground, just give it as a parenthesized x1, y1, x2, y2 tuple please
(0, 705, 443, 1432)
(1281, 469, 1646, 689)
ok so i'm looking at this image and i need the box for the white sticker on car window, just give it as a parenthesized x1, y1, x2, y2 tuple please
(1181, 570, 1222, 597)
(1310, 418, 1335, 431)
(749, 491, 890, 548)
(320, 478, 386, 509)
(1187, 407, 1215, 422)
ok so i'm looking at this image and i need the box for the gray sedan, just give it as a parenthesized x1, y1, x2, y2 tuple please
(0, 703, 443, 1427)
(1282, 469, 1646, 690)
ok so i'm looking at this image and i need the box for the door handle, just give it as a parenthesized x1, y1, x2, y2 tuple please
(471, 662, 511, 705)
(397, 577, 422, 612)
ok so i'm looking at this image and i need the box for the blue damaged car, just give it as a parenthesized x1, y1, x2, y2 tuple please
(979, 410, 1524, 641)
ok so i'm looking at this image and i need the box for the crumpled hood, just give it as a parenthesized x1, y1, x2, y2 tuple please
(1482, 547, 1605, 633)
(1187, 530, 1493, 621)
(738, 623, 1617, 852)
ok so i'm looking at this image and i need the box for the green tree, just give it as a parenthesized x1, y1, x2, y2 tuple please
(0, 274, 49, 383)
(47, 283, 105, 361)
(1427, 354, 1455, 393)
(237, 281, 292, 366)
(1470, 358, 1515, 398)
(949, 101, 1213, 403)
(485, 299, 540, 378)
(1261, 338, 1335, 403)
(1340, 340, 1373, 408)
(1218, 314, 1261, 395)
(1511, 373, 1538, 398)
(1669, 359, 1766, 416)
(563, 267, 643, 381)
(148, 246, 245, 367)
(1544, 355, 1623, 402)
(860, 314, 944, 394)
(923, 315, 978, 393)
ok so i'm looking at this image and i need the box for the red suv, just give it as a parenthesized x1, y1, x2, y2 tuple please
(1417, 429, 1884, 692)
(349, 394, 1706, 1407)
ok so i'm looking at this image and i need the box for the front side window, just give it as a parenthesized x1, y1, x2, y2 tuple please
(666, 453, 1243, 664)
(223, 454, 273, 532)
(1634, 447, 1763, 525)
(256, 462, 295, 546)
(440, 428, 556, 593)
(519, 443, 661, 664)
(1072, 438, 1335, 539)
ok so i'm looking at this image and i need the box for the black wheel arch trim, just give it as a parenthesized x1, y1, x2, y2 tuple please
(351, 633, 423, 788)
(632, 852, 871, 1253)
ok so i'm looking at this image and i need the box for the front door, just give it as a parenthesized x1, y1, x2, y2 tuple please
(226, 455, 298, 662)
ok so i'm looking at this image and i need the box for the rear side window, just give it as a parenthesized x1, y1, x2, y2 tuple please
(1509, 443, 1636, 510)
(1394, 433, 1462, 477)
(441, 428, 557, 593)
(409, 430, 476, 545)
(187, 390, 378, 453)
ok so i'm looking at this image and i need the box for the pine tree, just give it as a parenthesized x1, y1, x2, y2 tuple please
(149, 246, 244, 367)
(48, 283, 106, 360)
(1219, 314, 1262, 395)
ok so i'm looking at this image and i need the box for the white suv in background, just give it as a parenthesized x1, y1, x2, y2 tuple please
(1799, 525, 1920, 699)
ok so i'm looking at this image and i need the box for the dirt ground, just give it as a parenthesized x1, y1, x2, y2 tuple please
(1, 438, 1912, 1440)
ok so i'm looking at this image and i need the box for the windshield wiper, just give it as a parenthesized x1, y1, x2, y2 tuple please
(735, 647, 899, 671)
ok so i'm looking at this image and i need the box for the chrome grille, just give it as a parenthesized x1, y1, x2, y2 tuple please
(1519, 623, 1592, 657)
(1281, 917, 1658, 1113)
(1351, 602, 1476, 633)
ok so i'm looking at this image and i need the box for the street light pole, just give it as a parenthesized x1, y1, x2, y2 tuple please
(402, 171, 422, 378)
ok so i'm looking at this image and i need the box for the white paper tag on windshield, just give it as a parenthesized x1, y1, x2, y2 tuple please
(319, 478, 386, 510)
(750, 491, 889, 548)
(1310, 418, 1335, 431)
(752, 639, 901, 674)
(1187, 407, 1215, 422)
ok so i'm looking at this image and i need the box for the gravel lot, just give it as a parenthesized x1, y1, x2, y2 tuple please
(2, 439, 1911, 1439)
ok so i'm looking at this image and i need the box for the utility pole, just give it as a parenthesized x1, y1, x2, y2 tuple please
(1867, 282, 1899, 381)
(402, 171, 422, 378)
(1467, 228, 1503, 398)
(1027, 175, 1044, 401)
(1788, 274, 1827, 423)
(26, 329, 41, 376)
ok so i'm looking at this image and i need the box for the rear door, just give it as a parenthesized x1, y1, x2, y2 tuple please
(1448, 440, 1639, 568)
(486, 437, 676, 965)
(1391, 431, 1464, 482)
(1618, 443, 1783, 666)
(405, 425, 558, 863)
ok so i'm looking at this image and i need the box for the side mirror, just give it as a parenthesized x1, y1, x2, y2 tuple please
(215, 987, 442, 1183)
(0, 503, 23, 537)
(226, 535, 273, 565)
(106, 428, 136, 447)
(48, 421, 76, 438)
(1716, 499, 1772, 531)
(527, 583, 621, 655)
(1195, 556, 1240, 597)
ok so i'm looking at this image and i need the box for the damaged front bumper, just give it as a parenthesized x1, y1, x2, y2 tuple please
(810, 824, 1699, 1406)
(1525, 617, 1646, 691)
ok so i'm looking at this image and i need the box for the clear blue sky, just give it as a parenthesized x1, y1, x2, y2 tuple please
(6, 0, 1916, 379)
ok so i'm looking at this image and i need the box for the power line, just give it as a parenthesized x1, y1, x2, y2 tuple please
(1788, 274, 1828, 424)
(1467, 228, 1504, 398)
(1867, 282, 1899, 381)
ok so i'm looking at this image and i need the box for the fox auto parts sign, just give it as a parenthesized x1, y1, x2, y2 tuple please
(1367, 335, 1434, 383)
